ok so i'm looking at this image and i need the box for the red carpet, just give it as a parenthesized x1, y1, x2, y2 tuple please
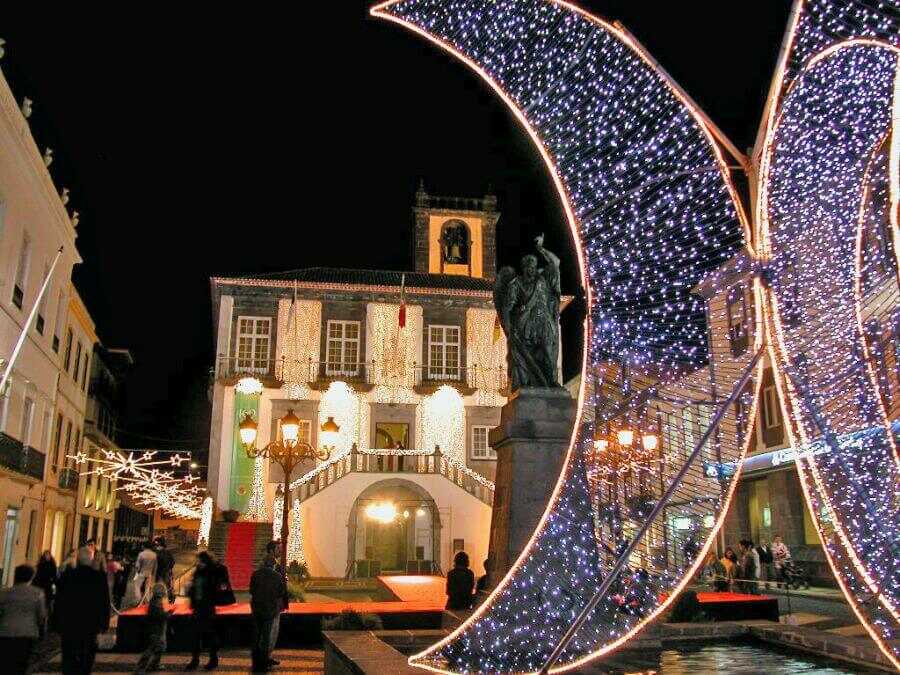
(223, 522, 257, 590)
(121, 575, 448, 617)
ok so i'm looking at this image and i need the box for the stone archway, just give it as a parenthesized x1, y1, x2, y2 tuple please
(347, 478, 441, 575)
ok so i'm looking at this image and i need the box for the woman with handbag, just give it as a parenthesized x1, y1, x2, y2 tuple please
(185, 552, 234, 671)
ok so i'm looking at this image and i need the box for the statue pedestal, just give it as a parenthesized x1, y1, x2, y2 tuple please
(486, 387, 576, 586)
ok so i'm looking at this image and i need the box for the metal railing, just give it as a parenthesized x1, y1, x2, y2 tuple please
(291, 445, 494, 507)
(214, 355, 508, 392)
(0, 433, 46, 481)
(58, 466, 79, 490)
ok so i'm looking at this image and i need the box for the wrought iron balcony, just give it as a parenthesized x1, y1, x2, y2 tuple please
(214, 355, 508, 394)
(58, 466, 79, 491)
(0, 433, 46, 481)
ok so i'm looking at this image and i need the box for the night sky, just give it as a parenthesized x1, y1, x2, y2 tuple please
(0, 2, 791, 450)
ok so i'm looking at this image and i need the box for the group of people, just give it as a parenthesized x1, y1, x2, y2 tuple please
(0, 540, 112, 675)
(710, 535, 791, 594)
(173, 541, 286, 673)
(122, 538, 177, 610)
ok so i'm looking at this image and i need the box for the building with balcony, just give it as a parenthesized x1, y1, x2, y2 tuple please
(207, 185, 570, 578)
(0, 66, 90, 582)
(78, 345, 133, 552)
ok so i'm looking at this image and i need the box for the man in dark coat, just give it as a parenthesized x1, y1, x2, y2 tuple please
(155, 537, 176, 602)
(186, 552, 229, 670)
(54, 547, 110, 675)
(249, 555, 288, 672)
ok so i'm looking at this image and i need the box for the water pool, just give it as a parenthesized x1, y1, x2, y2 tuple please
(587, 638, 875, 674)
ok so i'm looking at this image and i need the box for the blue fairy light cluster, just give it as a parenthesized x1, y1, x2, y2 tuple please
(765, 39, 900, 663)
(375, 1, 751, 672)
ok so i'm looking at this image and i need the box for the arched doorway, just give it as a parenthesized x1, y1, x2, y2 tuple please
(348, 479, 440, 575)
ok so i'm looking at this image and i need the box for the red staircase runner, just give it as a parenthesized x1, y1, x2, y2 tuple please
(223, 522, 258, 590)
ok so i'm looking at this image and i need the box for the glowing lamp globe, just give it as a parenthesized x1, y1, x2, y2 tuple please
(280, 409, 301, 445)
(641, 434, 659, 451)
(593, 438, 609, 453)
(239, 412, 258, 447)
(320, 416, 340, 450)
(617, 429, 634, 447)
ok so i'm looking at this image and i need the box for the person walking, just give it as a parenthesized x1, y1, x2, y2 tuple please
(446, 551, 475, 610)
(263, 541, 288, 669)
(249, 555, 287, 672)
(133, 541, 158, 605)
(186, 551, 232, 671)
(54, 547, 111, 675)
(155, 537, 176, 603)
(0, 564, 47, 675)
(738, 539, 760, 595)
(33, 550, 57, 613)
(771, 535, 791, 587)
(135, 583, 174, 675)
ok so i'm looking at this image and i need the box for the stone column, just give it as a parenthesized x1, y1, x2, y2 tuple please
(486, 387, 577, 586)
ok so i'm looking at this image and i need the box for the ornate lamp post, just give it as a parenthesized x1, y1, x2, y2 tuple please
(238, 410, 339, 570)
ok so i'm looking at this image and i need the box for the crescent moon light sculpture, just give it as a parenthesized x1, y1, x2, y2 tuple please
(373, 1, 760, 672)
(373, 0, 900, 671)
(759, 30, 900, 675)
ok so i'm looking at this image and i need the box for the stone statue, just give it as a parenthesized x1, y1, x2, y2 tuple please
(494, 233, 561, 390)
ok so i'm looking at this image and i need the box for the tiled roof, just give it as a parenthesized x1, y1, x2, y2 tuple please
(214, 267, 495, 293)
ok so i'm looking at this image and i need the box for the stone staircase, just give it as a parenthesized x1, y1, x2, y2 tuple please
(208, 520, 273, 590)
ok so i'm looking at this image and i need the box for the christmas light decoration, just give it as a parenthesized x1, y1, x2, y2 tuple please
(421, 385, 465, 463)
(758, 13, 900, 664)
(197, 495, 213, 547)
(276, 294, 321, 387)
(272, 492, 284, 541)
(319, 381, 361, 455)
(244, 455, 269, 521)
(367, 302, 423, 387)
(71, 448, 204, 520)
(235, 376, 263, 396)
(372, 1, 758, 672)
(466, 307, 507, 392)
(288, 498, 304, 564)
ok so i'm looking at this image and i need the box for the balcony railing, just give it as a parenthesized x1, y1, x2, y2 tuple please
(291, 445, 494, 507)
(214, 355, 508, 393)
(58, 467, 79, 491)
(0, 433, 46, 481)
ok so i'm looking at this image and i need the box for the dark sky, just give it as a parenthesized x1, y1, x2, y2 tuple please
(0, 2, 790, 449)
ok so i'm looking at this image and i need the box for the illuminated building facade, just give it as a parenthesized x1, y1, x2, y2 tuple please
(207, 186, 567, 577)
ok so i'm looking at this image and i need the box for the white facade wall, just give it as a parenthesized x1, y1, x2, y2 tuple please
(0, 67, 87, 578)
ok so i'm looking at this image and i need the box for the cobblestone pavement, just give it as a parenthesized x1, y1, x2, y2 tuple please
(33, 648, 324, 674)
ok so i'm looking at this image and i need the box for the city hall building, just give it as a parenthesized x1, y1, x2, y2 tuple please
(206, 185, 568, 579)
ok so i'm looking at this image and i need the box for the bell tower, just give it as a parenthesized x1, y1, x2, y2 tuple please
(412, 181, 499, 279)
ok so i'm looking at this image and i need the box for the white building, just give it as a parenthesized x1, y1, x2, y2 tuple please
(206, 186, 569, 579)
(0, 66, 93, 579)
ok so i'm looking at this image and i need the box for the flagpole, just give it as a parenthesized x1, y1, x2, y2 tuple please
(0, 246, 64, 396)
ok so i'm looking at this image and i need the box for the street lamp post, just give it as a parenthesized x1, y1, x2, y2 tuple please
(238, 410, 340, 571)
